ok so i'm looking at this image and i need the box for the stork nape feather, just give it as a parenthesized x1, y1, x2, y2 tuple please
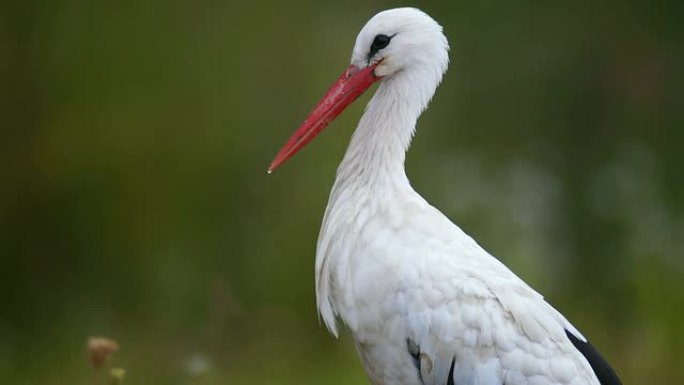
(269, 8, 622, 385)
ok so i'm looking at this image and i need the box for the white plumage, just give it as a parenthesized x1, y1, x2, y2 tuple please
(270, 7, 621, 385)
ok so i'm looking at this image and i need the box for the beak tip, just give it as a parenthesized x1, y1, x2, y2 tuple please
(268, 152, 288, 174)
(267, 160, 279, 174)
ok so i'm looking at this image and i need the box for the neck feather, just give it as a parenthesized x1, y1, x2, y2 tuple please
(334, 69, 439, 190)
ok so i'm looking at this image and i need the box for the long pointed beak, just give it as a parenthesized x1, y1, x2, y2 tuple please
(268, 63, 380, 173)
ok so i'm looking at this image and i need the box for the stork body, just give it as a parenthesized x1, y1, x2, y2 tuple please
(269, 8, 621, 385)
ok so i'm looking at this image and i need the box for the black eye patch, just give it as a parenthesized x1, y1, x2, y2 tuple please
(367, 34, 393, 61)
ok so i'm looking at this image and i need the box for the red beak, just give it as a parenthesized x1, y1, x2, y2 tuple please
(268, 63, 380, 173)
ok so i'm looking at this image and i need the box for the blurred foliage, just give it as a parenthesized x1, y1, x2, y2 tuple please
(1, 0, 683, 383)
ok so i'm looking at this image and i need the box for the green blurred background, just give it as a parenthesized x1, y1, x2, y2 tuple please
(1, 0, 682, 383)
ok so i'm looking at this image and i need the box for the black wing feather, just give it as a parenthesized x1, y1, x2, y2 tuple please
(446, 357, 455, 385)
(565, 329, 622, 385)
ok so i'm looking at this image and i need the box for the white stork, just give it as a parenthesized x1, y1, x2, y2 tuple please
(269, 7, 622, 385)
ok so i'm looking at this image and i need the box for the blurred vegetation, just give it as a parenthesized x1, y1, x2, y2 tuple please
(1, 0, 682, 383)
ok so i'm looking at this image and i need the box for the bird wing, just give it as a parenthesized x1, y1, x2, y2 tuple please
(403, 283, 595, 385)
(400, 255, 621, 385)
(396, 206, 622, 385)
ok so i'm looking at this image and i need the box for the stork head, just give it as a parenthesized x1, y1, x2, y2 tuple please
(268, 8, 449, 173)
(351, 8, 449, 79)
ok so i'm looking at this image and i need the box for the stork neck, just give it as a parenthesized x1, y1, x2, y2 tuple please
(334, 70, 435, 191)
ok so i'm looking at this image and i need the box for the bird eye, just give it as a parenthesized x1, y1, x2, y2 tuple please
(371, 34, 391, 52)
(367, 34, 393, 63)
